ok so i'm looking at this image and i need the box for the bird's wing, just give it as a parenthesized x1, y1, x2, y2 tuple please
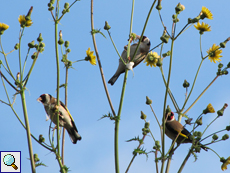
(166, 121, 189, 139)
(60, 101, 79, 132)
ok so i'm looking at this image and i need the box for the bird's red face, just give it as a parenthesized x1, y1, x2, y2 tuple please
(166, 112, 175, 121)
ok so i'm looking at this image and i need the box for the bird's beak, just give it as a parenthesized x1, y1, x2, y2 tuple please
(37, 97, 42, 102)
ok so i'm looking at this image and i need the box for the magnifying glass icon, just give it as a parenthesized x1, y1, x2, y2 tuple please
(3, 154, 18, 170)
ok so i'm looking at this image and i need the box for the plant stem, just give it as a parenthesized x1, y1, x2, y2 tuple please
(183, 76, 219, 114)
(20, 90, 36, 173)
(125, 135, 146, 173)
(178, 148, 192, 173)
(181, 58, 204, 112)
(202, 116, 218, 137)
(61, 66, 68, 165)
(161, 38, 175, 173)
(90, 0, 116, 116)
(131, 0, 157, 62)
(115, 69, 128, 173)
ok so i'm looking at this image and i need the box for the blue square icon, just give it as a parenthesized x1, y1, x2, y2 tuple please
(0, 151, 21, 173)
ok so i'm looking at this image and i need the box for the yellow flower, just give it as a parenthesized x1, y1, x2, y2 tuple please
(85, 48, 96, 65)
(194, 22, 211, 34)
(201, 6, 213, 20)
(207, 44, 222, 63)
(203, 103, 215, 114)
(221, 157, 230, 171)
(18, 15, 33, 27)
(0, 23, 9, 35)
(144, 51, 160, 67)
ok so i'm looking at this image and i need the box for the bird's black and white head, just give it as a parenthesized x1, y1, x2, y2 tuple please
(166, 112, 175, 122)
(37, 94, 52, 105)
(140, 36, 151, 52)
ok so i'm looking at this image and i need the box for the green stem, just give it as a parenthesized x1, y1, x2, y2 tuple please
(178, 148, 192, 173)
(125, 135, 146, 173)
(183, 76, 219, 114)
(61, 66, 68, 165)
(202, 116, 218, 137)
(90, 0, 116, 117)
(207, 147, 221, 158)
(107, 31, 125, 65)
(131, 0, 157, 62)
(22, 48, 31, 77)
(161, 38, 174, 173)
(181, 58, 204, 112)
(20, 90, 36, 173)
(54, 1, 64, 172)
(58, 0, 79, 22)
(200, 129, 225, 143)
(174, 23, 189, 40)
(159, 67, 179, 113)
(23, 52, 40, 87)
(115, 69, 128, 173)
(19, 28, 25, 81)
(0, 36, 16, 80)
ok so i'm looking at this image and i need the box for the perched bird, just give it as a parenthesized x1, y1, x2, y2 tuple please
(108, 35, 151, 85)
(37, 94, 81, 144)
(165, 112, 207, 151)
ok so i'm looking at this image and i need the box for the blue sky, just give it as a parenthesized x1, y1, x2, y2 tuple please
(0, 0, 230, 173)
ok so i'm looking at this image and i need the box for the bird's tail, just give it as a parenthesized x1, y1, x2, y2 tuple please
(66, 127, 82, 144)
(108, 74, 120, 85)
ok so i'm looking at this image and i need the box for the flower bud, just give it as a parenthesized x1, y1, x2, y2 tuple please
(48, 3, 52, 7)
(48, 6, 55, 11)
(226, 125, 230, 131)
(33, 154, 40, 162)
(223, 70, 228, 75)
(212, 134, 218, 141)
(196, 117, 203, 126)
(146, 96, 152, 105)
(14, 43, 19, 50)
(28, 41, 35, 48)
(166, 105, 171, 115)
(39, 134, 45, 143)
(187, 18, 192, 24)
(191, 17, 200, 24)
(64, 2, 69, 9)
(61, 54, 67, 62)
(156, 58, 163, 67)
(64, 41, 70, 48)
(58, 38, 64, 45)
(25, 6, 33, 21)
(66, 49, 71, 53)
(220, 42, 226, 48)
(140, 111, 147, 120)
(62, 9, 66, 14)
(183, 80, 190, 88)
(37, 33, 43, 42)
(175, 3, 185, 14)
(160, 34, 170, 43)
(218, 63, 223, 69)
(222, 134, 229, 140)
(104, 21, 111, 30)
(145, 122, 150, 128)
(156, 0, 162, 10)
(39, 42, 45, 48)
(217, 103, 228, 117)
(66, 9, 70, 13)
(67, 60, 72, 67)
(162, 51, 171, 57)
(0, 60, 2, 65)
(31, 52, 37, 59)
(50, 0, 55, 4)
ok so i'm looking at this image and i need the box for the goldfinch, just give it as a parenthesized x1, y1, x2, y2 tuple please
(165, 112, 207, 151)
(108, 35, 151, 85)
(37, 94, 81, 144)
